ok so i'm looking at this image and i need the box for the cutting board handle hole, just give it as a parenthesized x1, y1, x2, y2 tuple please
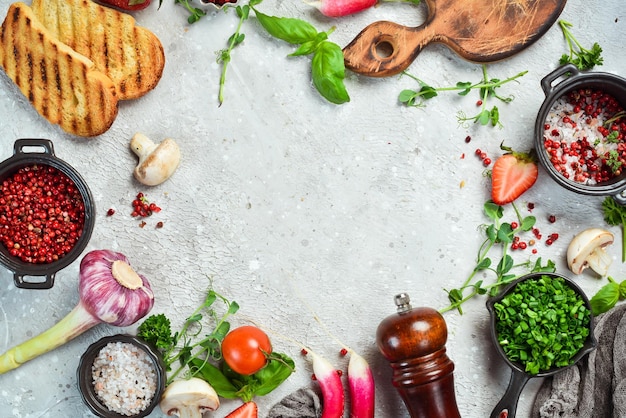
(373, 39, 395, 60)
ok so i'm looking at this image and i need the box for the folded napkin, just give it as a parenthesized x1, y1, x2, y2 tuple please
(267, 387, 322, 418)
(532, 303, 626, 417)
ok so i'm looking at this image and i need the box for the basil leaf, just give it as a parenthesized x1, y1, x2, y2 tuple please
(191, 359, 240, 399)
(311, 41, 350, 104)
(590, 282, 620, 315)
(249, 353, 295, 396)
(254, 9, 318, 45)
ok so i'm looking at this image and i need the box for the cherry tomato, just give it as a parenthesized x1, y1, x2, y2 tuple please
(221, 325, 272, 375)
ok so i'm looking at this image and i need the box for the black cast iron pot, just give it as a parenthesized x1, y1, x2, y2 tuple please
(534, 63, 626, 205)
(0, 139, 95, 289)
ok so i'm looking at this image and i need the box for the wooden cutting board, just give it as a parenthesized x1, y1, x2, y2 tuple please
(343, 0, 567, 77)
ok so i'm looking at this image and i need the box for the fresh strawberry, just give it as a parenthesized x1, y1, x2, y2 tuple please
(491, 145, 538, 205)
(97, 0, 151, 11)
(226, 401, 258, 418)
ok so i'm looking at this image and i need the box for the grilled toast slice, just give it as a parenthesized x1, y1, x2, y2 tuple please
(31, 0, 165, 100)
(0, 2, 119, 137)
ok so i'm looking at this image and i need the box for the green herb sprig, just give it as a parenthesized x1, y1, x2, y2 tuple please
(399, 65, 527, 128)
(217, 2, 260, 105)
(251, 5, 349, 104)
(166, 0, 206, 24)
(440, 201, 556, 314)
(602, 196, 626, 262)
(493, 275, 591, 375)
(137, 288, 239, 384)
(558, 20, 603, 70)
(589, 276, 626, 315)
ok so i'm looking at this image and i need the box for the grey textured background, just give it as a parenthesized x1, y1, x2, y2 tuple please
(0, 0, 624, 416)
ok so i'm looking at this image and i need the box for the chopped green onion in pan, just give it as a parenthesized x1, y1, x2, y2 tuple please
(493, 275, 591, 375)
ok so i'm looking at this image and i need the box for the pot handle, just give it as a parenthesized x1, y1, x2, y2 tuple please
(490, 369, 531, 418)
(14, 273, 55, 289)
(612, 191, 626, 206)
(13, 138, 55, 157)
(540, 64, 581, 97)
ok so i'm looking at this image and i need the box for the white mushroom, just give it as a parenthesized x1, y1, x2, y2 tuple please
(567, 228, 614, 276)
(131, 133, 181, 186)
(159, 378, 220, 418)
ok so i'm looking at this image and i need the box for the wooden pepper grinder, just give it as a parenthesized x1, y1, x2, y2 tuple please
(376, 293, 462, 418)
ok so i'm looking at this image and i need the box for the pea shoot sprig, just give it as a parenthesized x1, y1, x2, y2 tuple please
(439, 201, 556, 314)
(217, 2, 257, 105)
(558, 20, 603, 70)
(137, 288, 239, 384)
(399, 65, 527, 128)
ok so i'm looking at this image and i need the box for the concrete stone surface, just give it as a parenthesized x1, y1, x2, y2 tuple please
(0, 0, 624, 417)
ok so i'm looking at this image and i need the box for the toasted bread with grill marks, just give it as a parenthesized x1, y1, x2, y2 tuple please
(31, 0, 165, 100)
(0, 2, 119, 137)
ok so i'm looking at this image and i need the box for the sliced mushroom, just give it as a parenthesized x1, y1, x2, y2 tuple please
(131, 133, 181, 186)
(159, 377, 219, 418)
(567, 228, 614, 276)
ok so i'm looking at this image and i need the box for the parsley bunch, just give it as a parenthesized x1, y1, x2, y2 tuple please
(602, 196, 626, 262)
(558, 20, 603, 70)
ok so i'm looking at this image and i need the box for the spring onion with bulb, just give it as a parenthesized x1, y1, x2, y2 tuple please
(0, 249, 154, 374)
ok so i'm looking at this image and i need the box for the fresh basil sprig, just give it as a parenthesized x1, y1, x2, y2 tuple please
(252, 6, 350, 104)
(589, 276, 626, 316)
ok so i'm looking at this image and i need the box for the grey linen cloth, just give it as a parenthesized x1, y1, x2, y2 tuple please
(532, 303, 626, 417)
(267, 387, 322, 418)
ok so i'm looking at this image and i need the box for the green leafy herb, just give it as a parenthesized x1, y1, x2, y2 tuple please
(137, 313, 173, 351)
(168, 0, 206, 24)
(137, 288, 239, 384)
(399, 65, 526, 128)
(493, 275, 591, 375)
(190, 352, 295, 402)
(602, 196, 626, 262)
(440, 200, 556, 314)
(588, 276, 626, 315)
(252, 6, 350, 104)
(216, 2, 262, 105)
(606, 150, 623, 173)
(558, 20, 603, 70)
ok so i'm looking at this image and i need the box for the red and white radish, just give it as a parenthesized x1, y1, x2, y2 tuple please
(305, 0, 376, 17)
(347, 350, 375, 418)
(311, 352, 345, 418)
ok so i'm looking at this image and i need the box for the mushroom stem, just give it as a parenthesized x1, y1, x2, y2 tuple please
(586, 247, 613, 277)
(567, 228, 615, 277)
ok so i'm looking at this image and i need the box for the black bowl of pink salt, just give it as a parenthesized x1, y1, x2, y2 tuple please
(77, 334, 166, 418)
(0, 139, 95, 289)
(535, 63, 626, 205)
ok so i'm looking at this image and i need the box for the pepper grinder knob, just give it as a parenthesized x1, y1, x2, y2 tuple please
(376, 293, 462, 418)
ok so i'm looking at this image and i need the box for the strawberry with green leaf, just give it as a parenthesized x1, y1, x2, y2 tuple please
(491, 144, 538, 205)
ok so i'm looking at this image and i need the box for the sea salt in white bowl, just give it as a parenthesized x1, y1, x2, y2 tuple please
(77, 335, 166, 418)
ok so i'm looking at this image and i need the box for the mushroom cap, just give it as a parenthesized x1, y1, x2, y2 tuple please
(567, 228, 614, 275)
(131, 133, 181, 186)
(159, 377, 219, 417)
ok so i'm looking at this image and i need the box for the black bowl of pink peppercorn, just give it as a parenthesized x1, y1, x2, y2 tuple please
(0, 139, 95, 289)
(534, 63, 626, 205)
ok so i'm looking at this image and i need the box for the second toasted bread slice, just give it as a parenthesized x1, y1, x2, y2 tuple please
(31, 0, 165, 100)
(0, 2, 119, 137)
